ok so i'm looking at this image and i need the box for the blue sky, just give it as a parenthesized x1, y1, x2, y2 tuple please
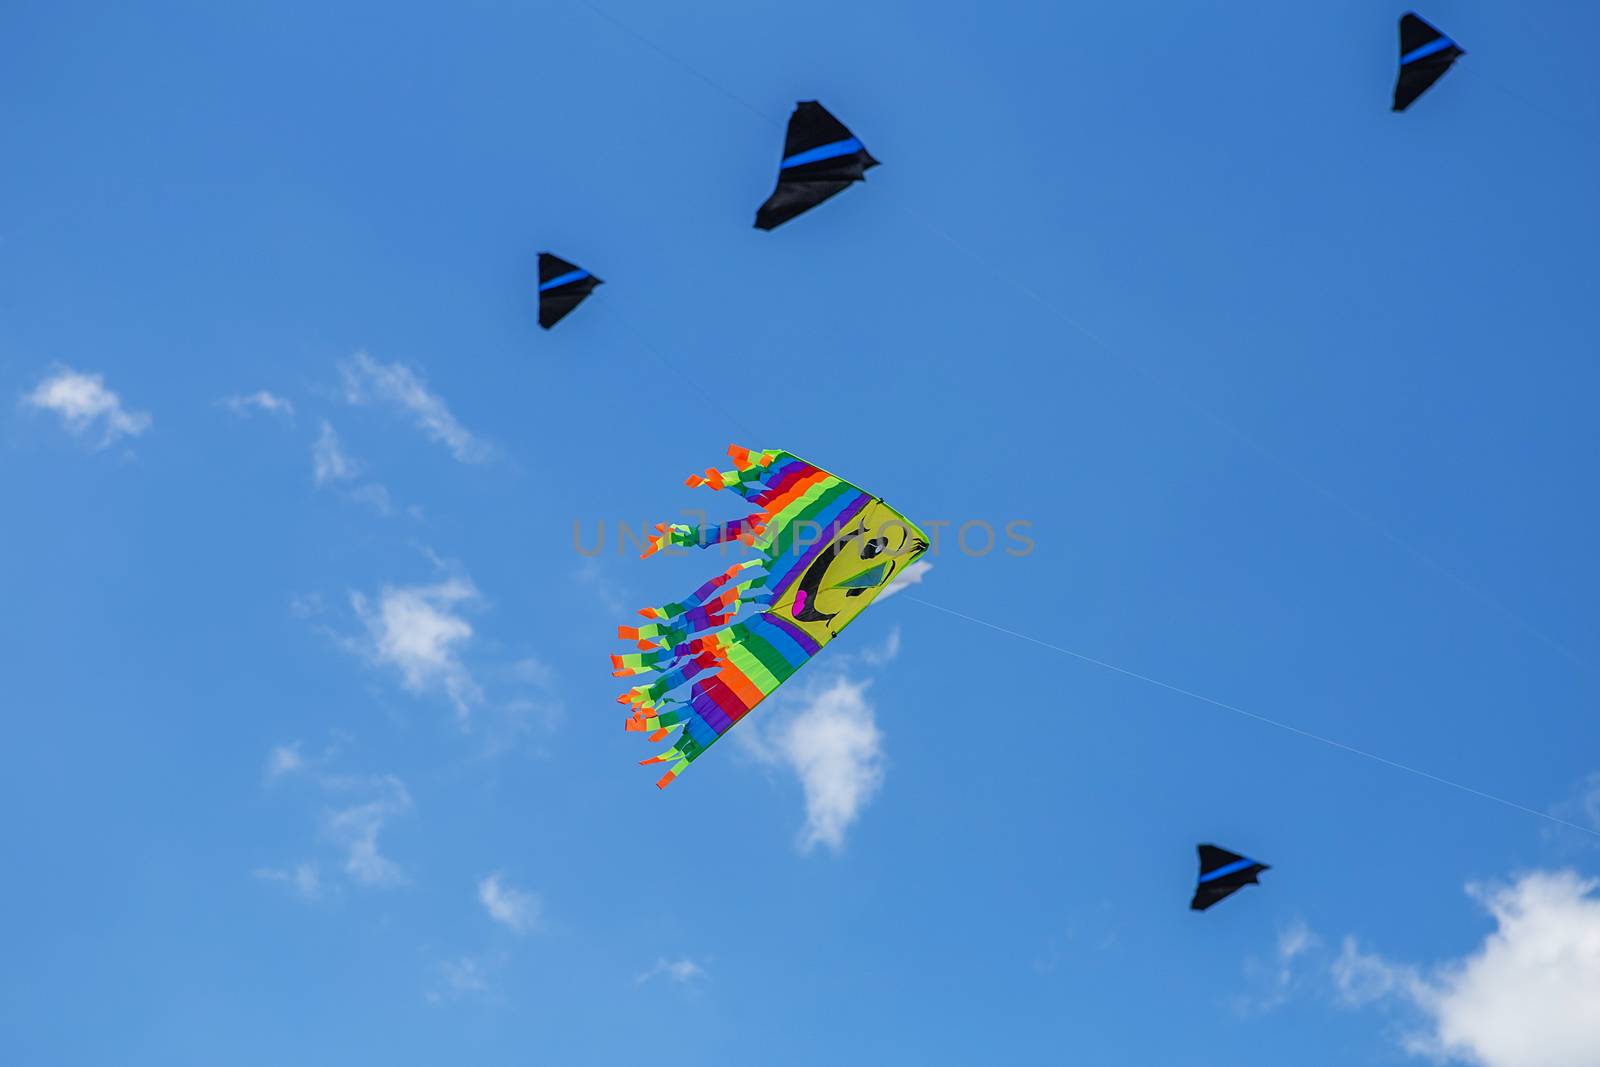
(4, 1, 1600, 1064)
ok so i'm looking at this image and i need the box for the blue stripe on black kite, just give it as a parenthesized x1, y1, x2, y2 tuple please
(1394, 13, 1465, 112)
(1191, 844, 1270, 911)
(537, 252, 603, 330)
(755, 101, 879, 230)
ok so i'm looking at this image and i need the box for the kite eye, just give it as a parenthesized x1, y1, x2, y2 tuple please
(861, 537, 887, 560)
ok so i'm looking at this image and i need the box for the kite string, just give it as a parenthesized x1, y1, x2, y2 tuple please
(901, 593, 1600, 840)
(567, 0, 1592, 683)
(601, 300, 770, 447)
(573, 0, 779, 127)
(884, 202, 1594, 677)
(1482, 77, 1596, 145)
(570, 0, 1600, 843)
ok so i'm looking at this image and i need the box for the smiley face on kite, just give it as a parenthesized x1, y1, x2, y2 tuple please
(774, 499, 927, 644)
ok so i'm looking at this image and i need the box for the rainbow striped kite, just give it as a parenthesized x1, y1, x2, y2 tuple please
(613, 445, 927, 787)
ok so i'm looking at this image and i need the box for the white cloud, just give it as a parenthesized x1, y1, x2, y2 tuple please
(575, 558, 627, 617)
(259, 743, 408, 893)
(636, 957, 707, 985)
(321, 775, 413, 886)
(254, 863, 321, 900)
(1580, 775, 1600, 829)
(312, 420, 359, 485)
(350, 577, 482, 715)
(290, 592, 327, 619)
(858, 624, 902, 667)
(221, 390, 294, 419)
(746, 677, 886, 853)
(1279, 919, 1318, 973)
(265, 742, 305, 780)
(339, 351, 490, 463)
(1551, 771, 1600, 835)
(508, 657, 555, 687)
(878, 560, 932, 602)
(430, 956, 491, 1002)
(23, 366, 150, 446)
(348, 482, 395, 516)
(1237, 919, 1321, 1015)
(1334, 938, 1424, 1007)
(465, 658, 566, 758)
(1335, 870, 1600, 1067)
(488, 698, 563, 760)
(478, 873, 540, 934)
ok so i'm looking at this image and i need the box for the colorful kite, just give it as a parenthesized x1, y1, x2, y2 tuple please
(1191, 844, 1270, 911)
(1393, 13, 1464, 112)
(613, 445, 927, 787)
(537, 252, 602, 329)
(755, 102, 879, 230)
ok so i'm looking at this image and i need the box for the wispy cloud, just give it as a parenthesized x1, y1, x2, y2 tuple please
(478, 657, 566, 756)
(1278, 920, 1318, 974)
(878, 560, 932, 602)
(308, 416, 401, 515)
(859, 625, 902, 667)
(1234, 919, 1321, 1015)
(1334, 870, 1600, 1067)
(290, 592, 327, 619)
(253, 863, 321, 900)
(348, 482, 395, 517)
(350, 576, 482, 716)
(22, 366, 150, 447)
(265, 742, 305, 780)
(312, 420, 359, 485)
(1549, 772, 1600, 840)
(635, 957, 707, 985)
(258, 741, 408, 895)
(427, 956, 494, 1003)
(478, 873, 540, 934)
(1333, 938, 1424, 1008)
(221, 390, 295, 420)
(321, 774, 413, 887)
(339, 352, 490, 463)
(575, 558, 628, 617)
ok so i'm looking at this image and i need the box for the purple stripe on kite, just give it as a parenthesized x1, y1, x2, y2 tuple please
(751, 461, 816, 507)
(767, 489, 864, 595)
(654, 653, 718, 696)
(683, 605, 730, 632)
(751, 614, 819, 667)
(761, 612, 823, 658)
(699, 677, 749, 725)
(687, 572, 727, 603)
(766, 492, 869, 600)
(691, 692, 734, 734)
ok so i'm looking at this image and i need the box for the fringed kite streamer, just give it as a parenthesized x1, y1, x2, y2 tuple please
(613, 445, 927, 788)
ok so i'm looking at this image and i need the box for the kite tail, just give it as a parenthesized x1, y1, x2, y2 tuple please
(628, 671, 753, 790)
(636, 559, 766, 622)
(615, 651, 721, 706)
(614, 620, 750, 678)
(611, 446, 836, 788)
(616, 574, 768, 653)
(621, 698, 706, 787)
(619, 673, 723, 789)
(612, 617, 793, 789)
(684, 444, 781, 499)
(639, 516, 769, 558)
